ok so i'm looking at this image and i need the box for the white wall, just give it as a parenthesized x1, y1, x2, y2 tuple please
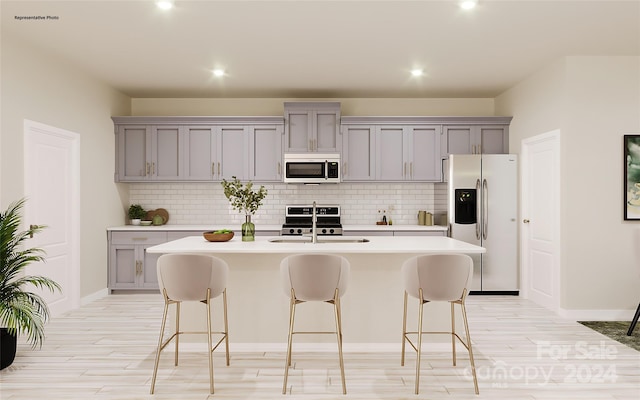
(131, 97, 495, 117)
(0, 33, 131, 298)
(496, 56, 640, 312)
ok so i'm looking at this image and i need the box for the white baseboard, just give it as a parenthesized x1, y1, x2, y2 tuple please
(81, 288, 108, 306)
(557, 308, 637, 321)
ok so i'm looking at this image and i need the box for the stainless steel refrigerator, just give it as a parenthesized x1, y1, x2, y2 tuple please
(448, 154, 518, 294)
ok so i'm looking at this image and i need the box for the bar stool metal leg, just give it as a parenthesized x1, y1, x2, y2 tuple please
(627, 302, 640, 336)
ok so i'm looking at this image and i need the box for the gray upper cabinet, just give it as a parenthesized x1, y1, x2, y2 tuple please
(342, 125, 375, 181)
(442, 123, 510, 155)
(113, 116, 284, 183)
(184, 126, 216, 180)
(341, 117, 443, 182)
(116, 124, 182, 181)
(219, 126, 249, 180)
(284, 102, 341, 153)
(375, 125, 441, 181)
(250, 125, 283, 181)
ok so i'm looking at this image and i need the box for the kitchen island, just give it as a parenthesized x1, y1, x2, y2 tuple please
(146, 235, 484, 348)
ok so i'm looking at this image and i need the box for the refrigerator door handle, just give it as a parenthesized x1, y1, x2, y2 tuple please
(475, 178, 481, 240)
(483, 178, 488, 240)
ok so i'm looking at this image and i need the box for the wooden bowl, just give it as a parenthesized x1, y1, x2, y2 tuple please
(203, 231, 234, 242)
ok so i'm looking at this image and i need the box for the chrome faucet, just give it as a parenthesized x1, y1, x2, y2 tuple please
(312, 201, 318, 244)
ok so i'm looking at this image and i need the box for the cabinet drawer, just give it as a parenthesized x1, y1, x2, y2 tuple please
(393, 231, 445, 236)
(110, 231, 167, 244)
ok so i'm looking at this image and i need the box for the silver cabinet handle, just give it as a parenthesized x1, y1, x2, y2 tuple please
(131, 237, 148, 241)
(217, 162, 221, 177)
(523, 219, 530, 223)
(404, 162, 407, 177)
(146, 162, 150, 176)
(151, 162, 155, 175)
(212, 162, 215, 176)
(343, 162, 347, 176)
(475, 179, 481, 240)
(482, 178, 488, 240)
(278, 161, 281, 175)
(410, 162, 413, 178)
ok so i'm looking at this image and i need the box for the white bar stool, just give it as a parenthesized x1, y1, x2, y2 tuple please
(150, 253, 230, 394)
(400, 253, 479, 395)
(280, 253, 350, 395)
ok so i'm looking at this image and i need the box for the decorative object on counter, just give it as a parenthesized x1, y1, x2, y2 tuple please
(417, 210, 433, 226)
(203, 230, 234, 242)
(376, 209, 388, 225)
(140, 220, 153, 226)
(128, 204, 146, 225)
(0, 198, 61, 370)
(146, 208, 169, 225)
(221, 176, 267, 242)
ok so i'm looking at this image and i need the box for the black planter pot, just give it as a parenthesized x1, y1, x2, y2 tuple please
(1, 328, 17, 370)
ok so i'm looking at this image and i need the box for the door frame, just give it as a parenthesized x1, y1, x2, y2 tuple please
(520, 129, 561, 311)
(23, 119, 81, 316)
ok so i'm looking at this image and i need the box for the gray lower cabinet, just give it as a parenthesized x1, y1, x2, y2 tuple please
(108, 231, 167, 291)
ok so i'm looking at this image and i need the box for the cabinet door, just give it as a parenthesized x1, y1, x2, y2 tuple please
(151, 126, 182, 180)
(376, 126, 406, 181)
(184, 126, 216, 180)
(444, 125, 474, 155)
(284, 110, 312, 152)
(109, 245, 137, 289)
(314, 110, 340, 152)
(479, 125, 508, 154)
(250, 125, 283, 181)
(408, 125, 441, 181)
(117, 125, 150, 181)
(342, 125, 375, 181)
(219, 126, 248, 180)
(140, 247, 160, 289)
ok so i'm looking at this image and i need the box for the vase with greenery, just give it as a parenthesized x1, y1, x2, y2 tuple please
(127, 204, 146, 225)
(0, 198, 61, 369)
(221, 176, 268, 241)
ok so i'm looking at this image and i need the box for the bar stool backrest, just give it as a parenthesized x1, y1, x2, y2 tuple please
(157, 254, 228, 301)
(402, 254, 473, 302)
(280, 254, 350, 301)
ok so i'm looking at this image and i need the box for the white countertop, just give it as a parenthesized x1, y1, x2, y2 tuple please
(145, 235, 484, 254)
(107, 224, 448, 232)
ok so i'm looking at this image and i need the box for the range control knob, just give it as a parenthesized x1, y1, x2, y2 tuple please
(289, 229, 295, 234)
(322, 228, 327, 234)
(329, 229, 335, 234)
(297, 229, 302, 234)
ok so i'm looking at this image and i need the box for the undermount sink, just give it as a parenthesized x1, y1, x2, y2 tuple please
(268, 236, 370, 244)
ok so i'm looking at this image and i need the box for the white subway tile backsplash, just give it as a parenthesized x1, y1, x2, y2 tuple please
(129, 182, 449, 226)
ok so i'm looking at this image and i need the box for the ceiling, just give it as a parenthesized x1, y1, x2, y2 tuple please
(2, 0, 639, 98)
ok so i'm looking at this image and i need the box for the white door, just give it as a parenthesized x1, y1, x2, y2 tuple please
(521, 130, 561, 310)
(23, 120, 80, 316)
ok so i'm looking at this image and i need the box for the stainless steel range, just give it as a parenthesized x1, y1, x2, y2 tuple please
(281, 204, 342, 236)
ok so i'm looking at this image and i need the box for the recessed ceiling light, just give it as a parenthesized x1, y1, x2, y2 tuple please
(212, 69, 225, 77)
(156, 1, 174, 10)
(411, 69, 424, 77)
(460, 0, 477, 10)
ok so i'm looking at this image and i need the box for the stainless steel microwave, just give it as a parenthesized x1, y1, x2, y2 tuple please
(283, 153, 341, 183)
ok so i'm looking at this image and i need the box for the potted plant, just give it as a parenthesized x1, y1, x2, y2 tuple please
(0, 198, 61, 370)
(221, 176, 268, 241)
(127, 204, 146, 225)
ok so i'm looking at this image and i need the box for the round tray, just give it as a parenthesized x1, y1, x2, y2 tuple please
(203, 231, 234, 242)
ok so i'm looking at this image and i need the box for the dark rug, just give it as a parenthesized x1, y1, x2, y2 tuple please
(578, 321, 640, 351)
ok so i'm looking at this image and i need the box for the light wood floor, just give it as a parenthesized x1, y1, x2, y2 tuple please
(1, 294, 638, 399)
